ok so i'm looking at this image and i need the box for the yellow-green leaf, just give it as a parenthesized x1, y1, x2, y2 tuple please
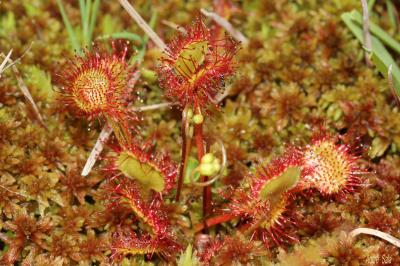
(117, 151, 165, 192)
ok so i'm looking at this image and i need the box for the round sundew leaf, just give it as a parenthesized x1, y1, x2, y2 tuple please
(117, 151, 165, 192)
(72, 69, 109, 112)
(174, 40, 208, 79)
(259, 166, 301, 200)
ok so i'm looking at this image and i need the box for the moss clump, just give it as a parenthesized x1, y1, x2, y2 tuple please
(1, 0, 400, 265)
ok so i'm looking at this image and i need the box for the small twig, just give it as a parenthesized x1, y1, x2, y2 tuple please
(81, 123, 113, 176)
(388, 64, 400, 106)
(0, 184, 26, 198)
(349, 227, 400, 248)
(0, 181, 53, 209)
(1, 43, 33, 77)
(3, 53, 46, 129)
(118, 0, 169, 53)
(360, 0, 373, 66)
(200, 8, 248, 45)
(0, 49, 13, 77)
(161, 20, 187, 34)
(5, 42, 33, 70)
(131, 102, 173, 112)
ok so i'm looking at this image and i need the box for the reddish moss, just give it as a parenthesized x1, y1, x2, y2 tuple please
(363, 207, 399, 234)
(59, 163, 101, 204)
(0, 213, 52, 265)
(199, 235, 267, 265)
(75, 230, 108, 263)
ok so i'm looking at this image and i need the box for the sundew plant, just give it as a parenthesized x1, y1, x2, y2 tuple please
(1, 0, 400, 265)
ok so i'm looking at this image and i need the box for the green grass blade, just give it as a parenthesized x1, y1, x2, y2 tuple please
(56, 0, 81, 53)
(386, 0, 397, 32)
(368, 0, 376, 12)
(79, 0, 86, 30)
(342, 11, 400, 95)
(148, 11, 158, 39)
(83, 0, 92, 47)
(79, 0, 87, 47)
(97, 32, 143, 42)
(348, 10, 400, 54)
(370, 52, 400, 96)
(130, 11, 158, 63)
(341, 12, 366, 43)
(88, 0, 100, 48)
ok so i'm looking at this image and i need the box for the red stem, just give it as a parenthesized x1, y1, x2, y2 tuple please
(194, 114, 212, 220)
(194, 213, 237, 233)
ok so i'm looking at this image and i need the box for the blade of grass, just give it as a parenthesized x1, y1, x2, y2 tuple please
(360, 0, 373, 65)
(83, 0, 92, 47)
(56, 0, 81, 53)
(388, 65, 400, 105)
(88, 0, 100, 48)
(368, 0, 376, 12)
(370, 51, 400, 95)
(79, 0, 87, 41)
(386, 0, 398, 32)
(342, 11, 400, 95)
(349, 10, 400, 54)
(95, 11, 156, 63)
(97, 32, 142, 42)
(130, 11, 158, 63)
(118, 0, 168, 52)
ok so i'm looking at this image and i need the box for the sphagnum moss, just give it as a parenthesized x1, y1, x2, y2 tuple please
(1, 0, 400, 265)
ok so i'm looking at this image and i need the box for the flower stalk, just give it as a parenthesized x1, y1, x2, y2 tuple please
(192, 108, 212, 218)
(176, 105, 193, 201)
(158, 16, 239, 221)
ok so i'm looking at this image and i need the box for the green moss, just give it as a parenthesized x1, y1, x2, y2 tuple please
(0, 12, 16, 37)
(1, 0, 400, 264)
(23, 65, 55, 103)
